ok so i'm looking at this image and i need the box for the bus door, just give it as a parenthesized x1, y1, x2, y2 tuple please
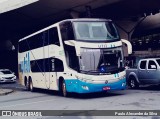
(44, 28, 60, 90)
(43, 31, 50, 89)
(48, 27, 61, 90)
(44, 57, 58, 90)
(43, 47, 58, 90)
(49, 57, 59, 90)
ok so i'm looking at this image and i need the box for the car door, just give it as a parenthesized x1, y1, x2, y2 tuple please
(138, 60, 147, 84)
(146, 60, 159, 84)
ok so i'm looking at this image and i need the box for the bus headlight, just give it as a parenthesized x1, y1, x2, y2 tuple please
(119, 76, 126, 80)
(75, 75, 92, 83)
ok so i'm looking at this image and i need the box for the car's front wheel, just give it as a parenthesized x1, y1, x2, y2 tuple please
(128, 76, 139, 89)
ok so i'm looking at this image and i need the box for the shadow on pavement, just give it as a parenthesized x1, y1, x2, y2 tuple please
(2, 81, 160, 99)
(0, 80, 126, 99)
(127, 85, 160, 91)
(29, 88, 125, 99)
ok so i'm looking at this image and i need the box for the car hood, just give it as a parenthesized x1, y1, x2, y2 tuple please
(0, 74, 15, 78)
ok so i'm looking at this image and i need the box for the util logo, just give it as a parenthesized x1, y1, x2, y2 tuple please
(98, 44, 116, 48)
(20, 52, 31, 73)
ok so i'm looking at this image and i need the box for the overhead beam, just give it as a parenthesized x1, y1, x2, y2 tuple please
(0, 0, 39, 14)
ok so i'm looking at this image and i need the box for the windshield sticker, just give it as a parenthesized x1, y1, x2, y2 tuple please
(114, 73, 119, 78)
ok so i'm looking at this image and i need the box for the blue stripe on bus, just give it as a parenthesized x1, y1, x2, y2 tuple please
(65, 78, 126, 93)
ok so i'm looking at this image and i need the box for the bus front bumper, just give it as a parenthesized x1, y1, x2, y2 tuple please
(65, 78, 126, 93)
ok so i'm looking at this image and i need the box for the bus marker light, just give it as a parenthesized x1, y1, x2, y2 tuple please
(82, 86, 89, 90)
(122, 83, 126, 86)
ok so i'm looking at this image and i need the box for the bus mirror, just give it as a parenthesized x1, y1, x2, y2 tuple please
(64, 40, 81, 56)
(64, 40, 75, 46)
(121, 39, 132, 55)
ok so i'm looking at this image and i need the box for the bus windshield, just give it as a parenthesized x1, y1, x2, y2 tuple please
(79, 47, 124, 74)
(73, 21, 119, 41)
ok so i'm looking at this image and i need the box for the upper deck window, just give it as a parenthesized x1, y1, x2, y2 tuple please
(73, 21, 120, 42)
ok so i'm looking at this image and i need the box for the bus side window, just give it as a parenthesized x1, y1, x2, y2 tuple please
(27, 33, 44, 50)
(30, 59, 45, 73)
(19, 40, 28, 53)
(43, 31, 49, 46)
(49, 27, 60, 46)
(54, 59, 64, 72)
(60, 21, 74, 41)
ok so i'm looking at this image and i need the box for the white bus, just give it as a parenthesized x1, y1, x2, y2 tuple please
(18, 18, 132, 96)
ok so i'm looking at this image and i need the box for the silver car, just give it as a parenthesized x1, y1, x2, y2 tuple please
(126, 58, 160, 88)
(0, 69, 16, 83)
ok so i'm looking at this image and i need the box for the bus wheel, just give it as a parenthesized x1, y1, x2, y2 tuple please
(62, 80, 68, 97)
(25, 77, 30, 91)
(29, 78, 34, 92)
(129, 76, 139, 89)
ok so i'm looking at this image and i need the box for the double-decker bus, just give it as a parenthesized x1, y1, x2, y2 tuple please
(18, 18, 132, 96)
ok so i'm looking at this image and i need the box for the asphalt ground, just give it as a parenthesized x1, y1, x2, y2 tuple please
(1, 80, 160, 119)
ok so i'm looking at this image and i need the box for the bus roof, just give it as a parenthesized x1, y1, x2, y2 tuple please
(58, 18, 112, 24)
(19, 18, 112, 42)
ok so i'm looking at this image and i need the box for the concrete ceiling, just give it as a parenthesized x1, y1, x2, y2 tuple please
(0, 0, 39, 14)
(0, 0, 123, 40)
(0, 0, 160, 41)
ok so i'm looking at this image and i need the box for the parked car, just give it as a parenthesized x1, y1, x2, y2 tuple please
(126, 58, 160, 88)
(0, 69, 16, 83)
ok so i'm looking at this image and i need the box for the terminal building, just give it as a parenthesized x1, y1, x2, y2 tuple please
(0, 0, 160, 72)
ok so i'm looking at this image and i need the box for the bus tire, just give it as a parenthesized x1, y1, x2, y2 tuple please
(128, 76, 139, 89)
(25, 77, 30, 91)
(29, 77, 35, 92)
(62, 80, 68, 97)
(59, 78, 68, 97)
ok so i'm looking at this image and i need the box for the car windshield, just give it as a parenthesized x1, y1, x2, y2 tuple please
(79, 47, 124, 74)
(73, 21, 119, 41)
(0, 70, 12, 74)
(156, 59, 160, 66)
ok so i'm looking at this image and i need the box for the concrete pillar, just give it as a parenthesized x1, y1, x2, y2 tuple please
(115, 17, 147, 41)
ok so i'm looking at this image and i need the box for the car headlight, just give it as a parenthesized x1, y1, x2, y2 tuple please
(0, 77, 3, 80)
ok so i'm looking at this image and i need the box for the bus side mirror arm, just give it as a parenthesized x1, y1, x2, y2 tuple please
(121, 39, 132, 54)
